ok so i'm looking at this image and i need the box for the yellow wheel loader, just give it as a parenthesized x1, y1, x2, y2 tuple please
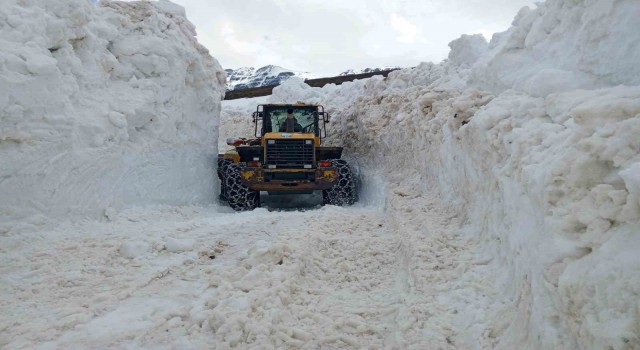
(217, 104, 356, 211)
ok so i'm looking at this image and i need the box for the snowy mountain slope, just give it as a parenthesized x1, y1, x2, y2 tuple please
(224, 65, 401, 91)
(0, 0, 225, 228)
(224, 65, 311, 90)
(338, 66, 401, 76)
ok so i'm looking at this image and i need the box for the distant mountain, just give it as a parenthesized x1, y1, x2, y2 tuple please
(338, 67, 401, 76)
(224, 65, 312, 91)
(224, 65, 402, 91)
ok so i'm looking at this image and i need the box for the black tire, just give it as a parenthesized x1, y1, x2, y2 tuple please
(322, 159, 356, 206)
(217, 157, 233, 201)
(224, 163, 260, 211)
(217, 157, 233, 179)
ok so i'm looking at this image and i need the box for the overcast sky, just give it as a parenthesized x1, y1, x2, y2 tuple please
(167, 0, 538, 76)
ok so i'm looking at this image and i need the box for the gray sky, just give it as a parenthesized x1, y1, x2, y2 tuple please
(168, 0, 538, 76)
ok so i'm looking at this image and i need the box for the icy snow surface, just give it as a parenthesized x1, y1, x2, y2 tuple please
(3, 0, 640, 349)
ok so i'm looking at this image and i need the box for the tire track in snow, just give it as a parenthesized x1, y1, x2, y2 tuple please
(200, 189, 488, 349)
(190, 207, 395, 348)
(279, 210, 398, 348)
(383, 181, 500, 349)
(383, 186, 466, 349)
(2, 195, 496, 349)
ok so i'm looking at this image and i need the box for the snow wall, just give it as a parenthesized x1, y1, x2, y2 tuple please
(0, 0, 226, 229)
(259, 0, 640, 348)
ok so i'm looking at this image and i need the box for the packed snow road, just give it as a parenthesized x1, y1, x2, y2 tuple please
(0, 186, 494, 349)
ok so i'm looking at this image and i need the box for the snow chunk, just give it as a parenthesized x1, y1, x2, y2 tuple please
(165, 237, 195, 253)
(447, 34, 488, 68)
(119, 240, 151, 259)
(154, 0, 186, 17)
(620, 163, 640, 222)
(108, 112, 127, 129)
(243, 242, 289, 267)
(104, 207, 117, 221)
(521, 69, 596, 97)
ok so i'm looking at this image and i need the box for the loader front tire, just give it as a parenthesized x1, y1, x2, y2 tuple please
(322, 159, 356, 206)
(218, 157, 233, 179)
(217, 157, 233, 201)
(224, 163, 260, 211)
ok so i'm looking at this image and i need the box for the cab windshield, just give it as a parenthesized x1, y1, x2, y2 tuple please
(263, 106, 318, 135)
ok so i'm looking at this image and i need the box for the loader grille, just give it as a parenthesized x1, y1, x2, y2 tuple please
(265, 139, 314, 168)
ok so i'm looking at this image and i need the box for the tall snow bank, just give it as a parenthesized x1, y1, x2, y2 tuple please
(0, 0, 225, 229)
(470, 0, 640, 95)
(265, 0, 640, 347)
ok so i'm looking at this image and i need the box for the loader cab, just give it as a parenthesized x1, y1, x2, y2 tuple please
(252, 104, 330, 142)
